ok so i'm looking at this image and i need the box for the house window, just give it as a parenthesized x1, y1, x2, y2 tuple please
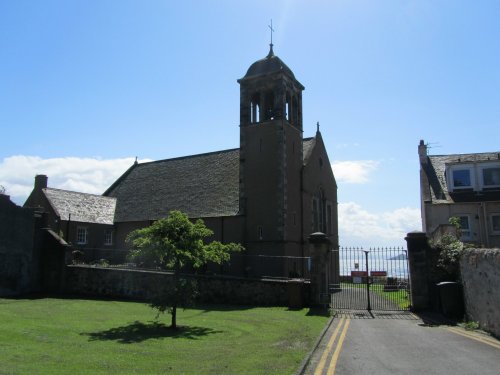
(452, 169, 472, 188)
(491, 214, 500, 234)
(76, 227, 88, 245)
(456, 216, 471, 240)
(482, 167, 500, 187)
(104, 229, 113, 246)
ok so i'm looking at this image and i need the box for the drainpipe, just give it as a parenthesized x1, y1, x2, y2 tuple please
(482, 202, 489, 247)
(66, 213, 71, 243)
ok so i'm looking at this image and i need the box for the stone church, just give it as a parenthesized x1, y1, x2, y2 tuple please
(25, 44, 338, 277)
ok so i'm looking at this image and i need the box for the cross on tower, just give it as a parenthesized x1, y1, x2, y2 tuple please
(268, 19, 274, 47)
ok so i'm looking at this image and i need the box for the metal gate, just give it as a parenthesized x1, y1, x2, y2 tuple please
(330, 247, 411, 311)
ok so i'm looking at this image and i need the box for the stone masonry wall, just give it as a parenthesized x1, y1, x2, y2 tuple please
(460, 248, 500, 338)
(65, 265, 310, 306)
(0, 195, 38, 296)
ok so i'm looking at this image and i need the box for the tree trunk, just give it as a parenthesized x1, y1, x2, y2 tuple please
(171, 304, 177, 329)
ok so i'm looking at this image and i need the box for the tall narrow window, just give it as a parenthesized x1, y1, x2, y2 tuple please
(491, 214, 500, 234)
(104, 229, 113, 246)
(326, 203, 332, 235)
(312, 199, 319, 232)
(250, 93, 260, 123)
(456, 216, 471, 240)
(258, 226, 263, 240)
(76, 227, 88, 245)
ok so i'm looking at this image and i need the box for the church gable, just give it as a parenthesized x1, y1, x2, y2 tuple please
(105, 149, 240, 222)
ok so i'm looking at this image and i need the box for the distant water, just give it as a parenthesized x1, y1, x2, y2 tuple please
(337, 250, 409, 279)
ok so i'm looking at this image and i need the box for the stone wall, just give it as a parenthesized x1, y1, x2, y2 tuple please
(0, 195, 39, 296)
(65, 265, 310, 307)
(460, 248, 500, 338)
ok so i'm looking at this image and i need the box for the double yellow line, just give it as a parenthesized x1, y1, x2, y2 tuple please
(446, 326, 500, 349)
(314, 316, 351, 375)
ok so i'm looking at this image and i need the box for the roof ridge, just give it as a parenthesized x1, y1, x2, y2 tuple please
(136, 147, 240, 166)
(45, 187, 116, 200)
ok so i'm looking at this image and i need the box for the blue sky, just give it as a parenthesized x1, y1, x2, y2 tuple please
(1, 1, 499, 247)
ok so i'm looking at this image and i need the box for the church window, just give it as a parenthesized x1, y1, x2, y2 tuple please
(326, 203, 333, 235)
(292, 96, 298, 125)
(250, 93, 260, 123)
(263, 91, 275, 121)
(312, 198, 319, 232)
(313, 189, 327, 233)
(285, 93, 292, 123)
(76, 227, 88, 245)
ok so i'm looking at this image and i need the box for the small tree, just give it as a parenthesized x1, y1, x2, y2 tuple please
(431, 216, 472, 281)
(126, 210, 242, 329)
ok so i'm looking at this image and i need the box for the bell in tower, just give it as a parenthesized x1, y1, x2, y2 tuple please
(237, 44, 304, 129)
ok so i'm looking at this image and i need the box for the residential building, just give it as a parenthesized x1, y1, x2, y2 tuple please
(418, 140, 500, 247)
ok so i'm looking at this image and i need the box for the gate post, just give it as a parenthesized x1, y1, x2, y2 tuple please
(308, 232, 331, 306)
(405, 231, 430, 311)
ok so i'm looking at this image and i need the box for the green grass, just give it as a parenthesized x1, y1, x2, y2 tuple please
(0, 297, 328, 374)
(340, 282, 410, 309)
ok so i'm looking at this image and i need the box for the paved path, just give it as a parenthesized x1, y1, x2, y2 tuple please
(331, 286, 403, 311)
(301, 311, 500, 375)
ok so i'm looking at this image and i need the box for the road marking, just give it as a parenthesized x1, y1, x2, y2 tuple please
(327, 318, 350, 375)
(314, 317, 345, 375)
(446, 327, 500, 349)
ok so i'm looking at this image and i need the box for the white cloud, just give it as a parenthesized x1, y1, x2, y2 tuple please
(331, 160, 379, 184)
(0, 155, 151, 205)
(338, 202, 421, 247)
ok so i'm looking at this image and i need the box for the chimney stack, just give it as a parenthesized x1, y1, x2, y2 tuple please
(418, 140, 428, 165)
(34, 175, 48, 191)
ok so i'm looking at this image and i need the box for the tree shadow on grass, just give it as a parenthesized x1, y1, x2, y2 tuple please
(82, 321, 223, 343)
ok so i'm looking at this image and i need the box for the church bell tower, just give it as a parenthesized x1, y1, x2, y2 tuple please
(238, 43, 305, 256)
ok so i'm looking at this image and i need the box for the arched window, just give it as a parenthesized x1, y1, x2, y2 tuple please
(263, 91, 275, 121)
(292, 96, 299, 125)
(250, 93, 260, 123)
(313, 189, 327, 233)
(285, 92, 292, 122)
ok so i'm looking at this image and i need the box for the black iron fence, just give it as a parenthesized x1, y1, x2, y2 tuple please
(330, 247, 411, 311)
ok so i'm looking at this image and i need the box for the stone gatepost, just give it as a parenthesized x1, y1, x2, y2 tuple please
(308, 232, 331, 306)
(405, 231, 431, 311)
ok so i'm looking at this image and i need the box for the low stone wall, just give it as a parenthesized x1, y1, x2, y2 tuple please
(460, 248, 500, 338)
(65, 265, 310, 307)
(0, 196, 38, 296)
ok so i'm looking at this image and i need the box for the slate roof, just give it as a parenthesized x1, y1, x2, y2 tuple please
(43, 188, 116, 224)
(423, 151, 500, 204)
(105, 149, 241, 222)
(105, 138, 318, 223)
(302, 137, 315, 165)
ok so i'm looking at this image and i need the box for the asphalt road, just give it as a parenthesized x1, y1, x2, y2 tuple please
(302, 311, 500, 375)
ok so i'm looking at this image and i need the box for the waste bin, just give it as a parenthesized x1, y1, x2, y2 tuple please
(436, 281, 464, 318)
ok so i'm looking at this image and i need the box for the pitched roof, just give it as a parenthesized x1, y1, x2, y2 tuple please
(302, 137, 315, 164)
(105, 138, 318, 223)
(424, 151, 500, 204)
(43, 188, 116, 224)
(105, 149, 241, 222)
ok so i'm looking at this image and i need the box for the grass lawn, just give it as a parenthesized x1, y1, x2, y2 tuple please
(0, 297, 328, 374)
